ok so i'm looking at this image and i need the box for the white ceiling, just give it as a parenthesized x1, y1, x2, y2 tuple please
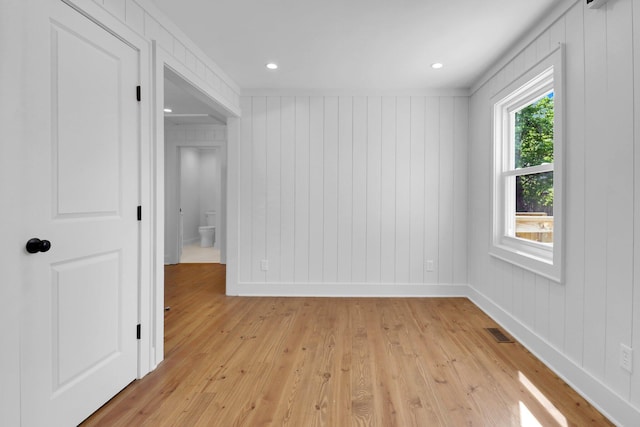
(164, 70, 226, 125)
(152, 0, 558, 91)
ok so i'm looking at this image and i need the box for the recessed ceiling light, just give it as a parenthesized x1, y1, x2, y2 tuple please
(266, 62, 278, 70)
(164, 108, 172, 113)
(431, 62, 444, 70)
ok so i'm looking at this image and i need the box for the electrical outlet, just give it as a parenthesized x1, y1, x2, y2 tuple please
(261, 259, 269, 271)
(620, 344, 633, 373)
(425, 260, 434, 272)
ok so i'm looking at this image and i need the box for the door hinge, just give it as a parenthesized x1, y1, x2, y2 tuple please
(136, 324, 141, 340)
(137, 205, 142, 221)
(136, 85, 141, 102)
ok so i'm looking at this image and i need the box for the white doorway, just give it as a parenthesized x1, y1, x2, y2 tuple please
(150, 44, 240, 370)
(162, 68, 228, 265)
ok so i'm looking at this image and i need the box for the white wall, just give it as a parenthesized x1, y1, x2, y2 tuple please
(180, 147, 201, 243)
(199, 148, 221, 240)
(236, 95, 468, 295)
(467, 0, 640, 424)
(178, 147, 221, 244)
(165, 124, 226, 263)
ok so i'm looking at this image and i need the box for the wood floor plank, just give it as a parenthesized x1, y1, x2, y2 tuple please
(81, 264, 613, 426)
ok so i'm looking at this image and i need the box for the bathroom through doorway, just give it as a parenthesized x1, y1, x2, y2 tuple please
(178, 146, 222, 263)
(163, 67, 228, 265)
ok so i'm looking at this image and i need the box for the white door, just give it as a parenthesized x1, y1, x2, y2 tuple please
(21, 1, 140, 426)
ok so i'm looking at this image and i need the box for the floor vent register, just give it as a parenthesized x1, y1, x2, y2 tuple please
(485, 327, 514, 343)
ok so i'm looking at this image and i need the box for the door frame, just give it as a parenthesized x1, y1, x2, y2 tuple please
(55, 0, 153, 378)
(169, 139, 226, 264)
(1, 3, 29, 424)
(163, 69, 229, 265)
(151, 43, 240, 367)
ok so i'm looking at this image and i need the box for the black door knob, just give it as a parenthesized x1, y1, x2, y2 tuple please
(26, 238, 52, 254)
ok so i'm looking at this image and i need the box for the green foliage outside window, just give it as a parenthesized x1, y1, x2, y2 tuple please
(514, 94, 554, 215)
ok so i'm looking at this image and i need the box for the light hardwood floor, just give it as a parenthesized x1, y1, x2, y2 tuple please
(82, 264, 612, 426)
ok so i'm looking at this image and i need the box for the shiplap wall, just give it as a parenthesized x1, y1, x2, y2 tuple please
(468, 0, 640, 422)
(236, 95, 468, 295)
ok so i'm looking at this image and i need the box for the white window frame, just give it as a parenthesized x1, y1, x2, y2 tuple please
(490, 46, 564, 282)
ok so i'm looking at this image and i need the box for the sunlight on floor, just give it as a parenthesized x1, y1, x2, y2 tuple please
(180, 242, 220, 263)
(519, 371, 568, 427)
(519, 401, 543, 427)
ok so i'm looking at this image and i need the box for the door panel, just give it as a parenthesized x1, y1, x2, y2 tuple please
(21, 1, 140, 425)
(52, 251, 121, 390)
(53, 23, 121, 215)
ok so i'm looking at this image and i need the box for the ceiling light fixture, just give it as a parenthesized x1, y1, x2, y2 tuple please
(164, 108, 173, 113)
(266, 62, 278, 70)
(431, 62, 444, 70)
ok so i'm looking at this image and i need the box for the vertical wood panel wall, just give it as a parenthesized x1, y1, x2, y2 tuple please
(468, 0, 640, 421)
(237, 95, 468, 295)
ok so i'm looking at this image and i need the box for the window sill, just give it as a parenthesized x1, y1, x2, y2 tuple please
(489, 240, 562, 283)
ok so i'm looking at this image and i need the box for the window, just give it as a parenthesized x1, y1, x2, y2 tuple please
(490, 47, 564, 282)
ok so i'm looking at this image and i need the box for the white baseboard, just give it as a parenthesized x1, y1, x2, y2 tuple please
(232, 282, 469, 297)
(467, 285, 640, 427)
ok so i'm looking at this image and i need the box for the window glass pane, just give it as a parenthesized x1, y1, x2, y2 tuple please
(514, 171, 553, 244)
(514, 92, 554, 169)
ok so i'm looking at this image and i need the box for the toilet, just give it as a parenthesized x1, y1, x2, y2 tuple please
(198, 210, 216, 247)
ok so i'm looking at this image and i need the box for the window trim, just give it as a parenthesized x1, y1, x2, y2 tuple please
(490, 46, 564, 283)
